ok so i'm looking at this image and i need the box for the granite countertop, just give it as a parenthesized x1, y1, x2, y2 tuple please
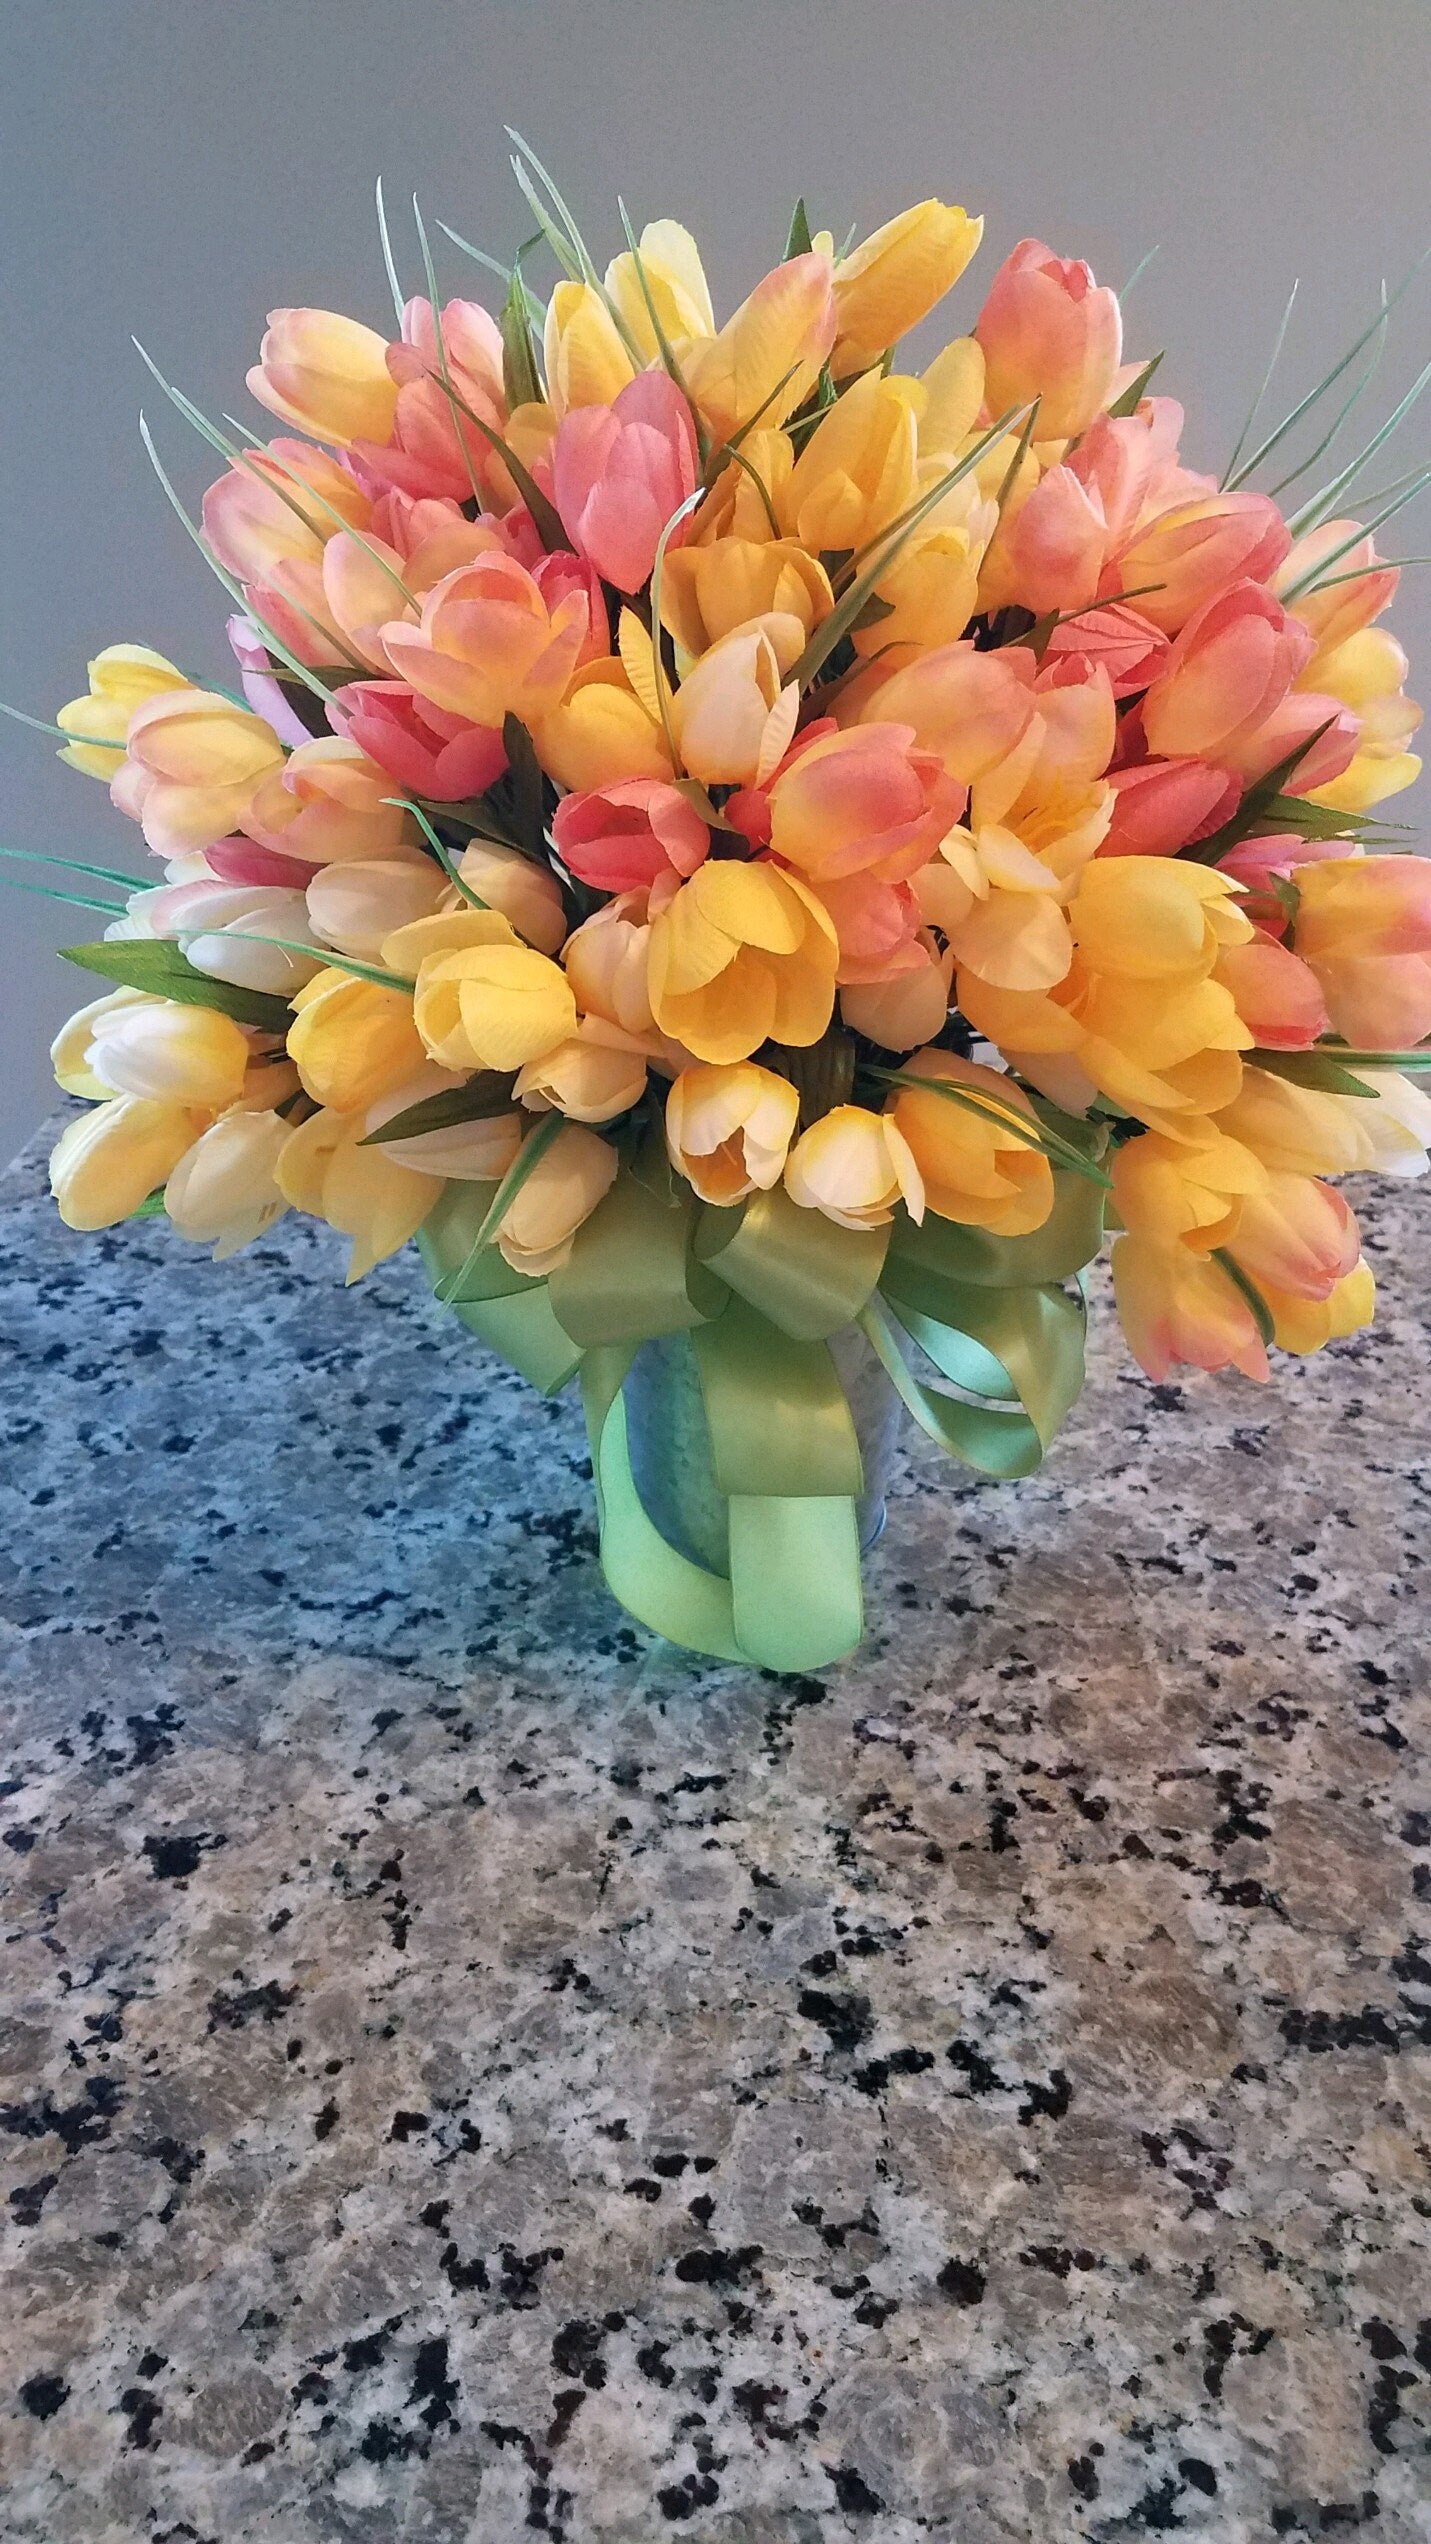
(0, 1117, 1428, 2543)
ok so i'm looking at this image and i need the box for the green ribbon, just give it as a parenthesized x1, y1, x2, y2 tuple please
(419, 1149, 1101, 1672)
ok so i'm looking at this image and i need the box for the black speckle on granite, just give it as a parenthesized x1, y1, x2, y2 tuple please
(1, 1118, 1429, 2540)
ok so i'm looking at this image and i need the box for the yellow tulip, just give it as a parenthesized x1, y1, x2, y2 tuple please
(830, 201, 984, 377)
(533, 661, 672, 792)
(51, 988, 149, 1100)
(109, 687, 287, 860)
(664, 1061, 799, 1204)
(1215, 1067, 1370, 1179)
(164, 1108, 291, 1258)
(1111, 1127, 1266, 1252)
(515, 1017, 649, 1123)
(919, 339, 987, 457)
(82, 995, 252, 1111)
(363, 1065, 524, 1181)
(56, 644, 188, 779)
(681, 251, 836, 445)
(1301, 626, 1423, 814)
(785, 1103, 924, 1230)
(49, 1096, 212, 1230)
(696, 430, 796, 541)
(412, 936, 577, 1074)
(850, 524, 981, 660)
(778, 370, 923, 553)
(286, 969, 426, 1112)
(495, 1122, 619, 1277)
(669, 617, 802, 786)
(887, 1051, 1054, 1235)
(247, 307, 399, 447)
(648, 859, 837, 1063)
(542, 281, 637, 418)
(659, 538, 833, 662)
(605, 220, 715, 359)
(276, 1106, 441, 1282)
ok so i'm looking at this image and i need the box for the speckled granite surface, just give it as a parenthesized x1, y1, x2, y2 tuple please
(0, 1117, 1428, 2543)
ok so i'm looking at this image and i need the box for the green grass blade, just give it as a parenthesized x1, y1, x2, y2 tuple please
(1289, 355, 1431, 535)
(1220, 281, 1299, 487)
(434, 1107, 566, 1299)
(1278, 464, 1431, 602)
(138, 413, 339, 706)
(1119, 245, 1160, 300)
(412, 194, 484, 507)
(0, 843, 146, 889)
(1267, 285, 1389, 498)
(375, 176, 406, 325)
(1227, 249, 1431, 491)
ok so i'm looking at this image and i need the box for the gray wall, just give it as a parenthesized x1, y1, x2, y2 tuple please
(2, 0, 1428, 1168)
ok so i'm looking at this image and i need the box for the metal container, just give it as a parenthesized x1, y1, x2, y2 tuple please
(623, 1324, 903, 1576)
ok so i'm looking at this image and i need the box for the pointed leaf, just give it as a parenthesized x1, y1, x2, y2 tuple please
(59, 938, 295, 1031)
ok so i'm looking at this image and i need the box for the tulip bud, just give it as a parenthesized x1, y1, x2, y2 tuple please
(50, 1096, 212, 1230)
(243, 735, 415, 867)
(551, 779, 709, 896)
(670, 618, 801, 787)
(247, 308, 400, 447)
(563, 891, 658, 1035)
(665, 1062, 800, 1204)
(781, 370, 923, 553)
(553, 372, 699, 593)
(533, 662, 673, 792)
(975, 238, 1122, 440)
(661, 537, 833, 662)
(681, 252, 837, 444)
(1265, 1258, 1376, 1356)
(52, 988, 148, 1100)
(412, 935, 577, 1075)
(604, 220, 715, 358)
(165, 1107, 291, 1257)
(456, 839, 569, 954)
(306, 856, 446, 962)
(381, 555, 597, 732)
(831, 200, 984, 377)
(649, 860, 838, 1063)
(495, 1122, 619, 1277)
(840, 934, 952, 1050)
(784, 1103, 924, 1231)
(56, 645, 188, 780)
(1112, 1235, 1271, 1383)
(1290, 854, 1431, 1050)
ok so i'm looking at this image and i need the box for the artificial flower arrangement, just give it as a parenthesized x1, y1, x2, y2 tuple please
(12, 136, 1431, 1669)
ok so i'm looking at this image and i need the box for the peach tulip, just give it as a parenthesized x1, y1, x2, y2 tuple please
(380, 554, 598, 732)
(56, 644, 189, 780)
(1278, 520, 1400, 651)
(276, 1105, 441, 1281)
(354, 297, 509, 505)
(785, 1104, 924, 1231)
(979, 462, 1108, 616)
(242, 734, 415, 866)
(664, 1061, 799, 1204)
(495, 1123, 619, 1277)
(681, 251, 837, 444)
(648, 858, 838, 1063)
(1214, 934, 1330, 1050)
(306, 856, 447, 962)
(563, 890, 659, 1036)
(552, 371, 699, 593)
(552, 778, 710, 894)
(248, 308, 399, 448)
(515, 1018, 650, 1123)
(888, 1052, 1055, 1234)
(1228, 1172, 1361, 1302)
(1042, 603, 1168, 700)
(165, 1107, 291, 1258)
(454, 839, 568, 955)
(830, 199, 984, 376)
(1140, 581, 1314, 770)
(765, 722, 959, 885)
(840, 932, 952, 1049)
(110, 688, 288, 860)
(851, 637, 1035, 784)
(1112, 1236, 1270, 1383)
(1112, 490, 1289, 637)
(975, 238, 1122, 440)
(1290, 855, 1431, 1049)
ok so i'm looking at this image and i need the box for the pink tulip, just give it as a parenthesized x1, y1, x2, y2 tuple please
(995, 464, 1108, 614)
(552, 778, 710, 893)
(808, 872, 926, 985)
(1141, 582, 1315, 768)
(352, 298, 509, 505)
(552, 373, 700, 594)
(1042, 603, 1169, 698)
(1112, 490, 1291, 636)
(203, 835, 320, 888)
(1068, 399, 1205, 544)
(328, 680, 508, 801)
(1215, 934, 1330, 1048)
(1278, 519, 1400, 649)
(975, 238, 1123, 439)
(1219, 689, 1358, 789)
(1229, 1174, 1361, 1302)
(1101, 756, 1239, 855)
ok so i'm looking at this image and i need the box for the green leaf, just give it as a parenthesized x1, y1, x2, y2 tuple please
(418, 362, 571, 551)
(1184, 722, 1340, 863)
(359, 1075, 515, 1146)
(1212, 1248, 1276, 1347)
(500, 252, 542, 411)
(1107, 351, 1164, 419)
(501, 715, 547, 858)
(59, 939, 294, 1031)
(1248, 1048, 1380, 1099)
(784, 197, 814, 260)
(129, 1189, 168, 1220)
(863, 1065, 1113, 1188)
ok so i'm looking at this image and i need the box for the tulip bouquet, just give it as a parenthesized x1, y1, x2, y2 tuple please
(12, 138, 1431, 1667)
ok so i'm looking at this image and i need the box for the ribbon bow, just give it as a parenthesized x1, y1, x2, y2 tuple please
(419, 1144, 1103, 1671)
